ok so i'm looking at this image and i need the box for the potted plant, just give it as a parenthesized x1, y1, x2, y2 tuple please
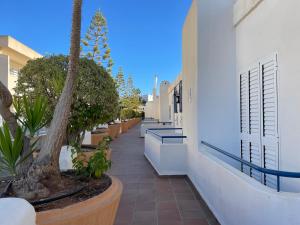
(0, 2, 122, 225)
(108, 122, 121, 139)
(91, 128, 109, 145)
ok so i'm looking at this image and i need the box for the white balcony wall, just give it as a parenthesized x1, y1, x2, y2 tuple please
(235, 0, 300, 192)
(144, 133, 187, 175)
(191, 145, 300, 225)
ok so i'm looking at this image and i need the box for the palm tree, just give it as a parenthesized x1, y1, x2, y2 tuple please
(0, 0, 83, 198)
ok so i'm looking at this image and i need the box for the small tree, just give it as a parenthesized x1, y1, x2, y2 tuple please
(81, 10, 113, 73)
(117, 73, 142, 120)
(115, 67, 126, 97)
(15, 55, 119, 145)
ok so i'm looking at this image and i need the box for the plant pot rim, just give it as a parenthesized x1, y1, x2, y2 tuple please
(108, 123, 120, 126)
(91, 130, 108, 134)
(36, 176, 122, 222)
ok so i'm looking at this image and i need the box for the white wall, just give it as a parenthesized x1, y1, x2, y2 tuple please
(180, 0, 300, 224)
(235, 0, 300, 191)
(0, 54, 9, 87)
(196, 0, 239, 157)
(159, 81, 170, 122)
(182, 0, 198, 158)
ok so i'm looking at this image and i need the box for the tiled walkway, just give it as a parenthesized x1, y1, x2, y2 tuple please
(108, 124, 220, 225)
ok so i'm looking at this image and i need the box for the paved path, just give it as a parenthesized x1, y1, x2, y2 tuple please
(108, 124, 220, 225)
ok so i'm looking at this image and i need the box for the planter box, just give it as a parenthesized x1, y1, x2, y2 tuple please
(78, 146, 112, 162)
(36, 176, 123, 225)
(108, 124, 121, 139)
(121, 122, 128, 133)
(91, 129, 109, 145)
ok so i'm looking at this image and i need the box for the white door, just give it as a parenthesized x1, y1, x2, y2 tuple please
(260, 55, 279, 188)
(240, 71, 250, 175)
(249, 64, 263, 182)
(239, 54, 279, 188)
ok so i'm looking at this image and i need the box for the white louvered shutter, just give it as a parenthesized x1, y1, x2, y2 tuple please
(248, 64, 262, 182)
(240, 71, 250, 175)
(260, 55, 279, 188)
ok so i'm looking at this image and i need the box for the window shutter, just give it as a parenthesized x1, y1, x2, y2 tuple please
(179, 81, 183, 113)
(260, 55, 279, 188)
(249, 64, 262, 182)
(240, 71, 250, 175)
(173, 90, 178, 113)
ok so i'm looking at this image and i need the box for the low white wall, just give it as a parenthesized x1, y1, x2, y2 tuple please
(0, 198, 36, 225)
(140, 123, 173, 137)
(82, 131, 91, 145)
(188, 145, 300, 225)
(59, 145, 75, 172)
(145, 133, 187, 175)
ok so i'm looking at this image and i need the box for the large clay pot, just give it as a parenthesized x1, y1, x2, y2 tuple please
(36, 176, 123, 225)
(121, 121, 128, 133)
(128, 119, 134, 129)
(78, 145, 112, 162)
(108, 124, 121, 139)
(91, 129, 109, 145)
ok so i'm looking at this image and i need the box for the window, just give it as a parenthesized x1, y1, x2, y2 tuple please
(240, 54, 279, 189)
(10, 68, 19, 76)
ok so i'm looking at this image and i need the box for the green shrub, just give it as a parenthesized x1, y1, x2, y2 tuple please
(14, 96, 48, 137)
(0, 123, 24, 176)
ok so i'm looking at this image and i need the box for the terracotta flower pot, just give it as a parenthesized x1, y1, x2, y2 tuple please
(108, 124, 121, 139)
(36, 176, 123, 225)
(129, 119, 134, 129)
(121, 121, 128, 133)
(91, 129, 109, 145)
(78, 146, 112, 162)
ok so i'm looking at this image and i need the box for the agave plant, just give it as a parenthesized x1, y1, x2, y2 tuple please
(14, 96, 48, 137)
(0, 123, 25, 176)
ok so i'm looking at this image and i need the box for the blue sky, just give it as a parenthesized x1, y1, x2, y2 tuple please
(0, 0, 192, 95)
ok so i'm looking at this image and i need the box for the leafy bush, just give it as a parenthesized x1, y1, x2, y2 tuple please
(120, 108, 143, 120)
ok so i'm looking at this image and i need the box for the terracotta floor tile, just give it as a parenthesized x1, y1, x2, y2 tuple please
(183, 219, 209, 225)
(175, 193, 196, 200)
(180, 209, 206, 220)
(177, 200, 202, 211)
(157, 201, 178, 211)
(158, 209, 181, 221)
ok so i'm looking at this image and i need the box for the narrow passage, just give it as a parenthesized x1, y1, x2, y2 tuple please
(109, 124, 219, 225)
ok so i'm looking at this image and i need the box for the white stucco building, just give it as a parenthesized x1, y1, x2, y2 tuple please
(145, 0, 300, 224)
(144, 78, 171, 123)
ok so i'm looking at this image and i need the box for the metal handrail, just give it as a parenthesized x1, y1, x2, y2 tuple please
(201, 141, 300, 192)
(146, 129, 187, 144)
(147, 128, 182, 131)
